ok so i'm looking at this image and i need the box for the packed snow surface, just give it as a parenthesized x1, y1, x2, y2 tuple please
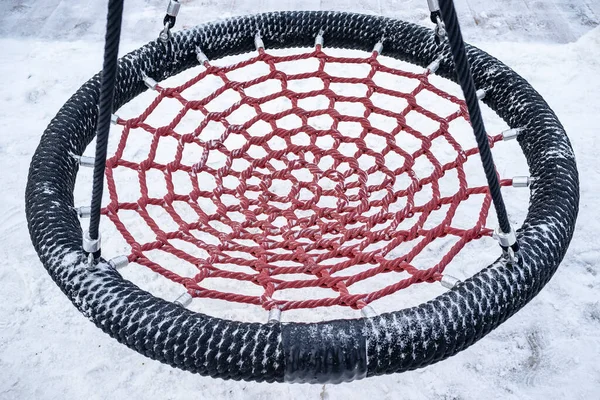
(0, 1, 599, 399)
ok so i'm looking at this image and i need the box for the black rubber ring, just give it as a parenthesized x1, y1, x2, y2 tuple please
(26, 11, 578, 383)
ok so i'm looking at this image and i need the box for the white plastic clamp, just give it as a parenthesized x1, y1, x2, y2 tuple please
(360, 305, 378, 318)
(426, 54, 444, 74)
(268, 308, 282, 323)
(501, 127, 523, 141)
(494, 227, 517, 248)
(512, 176, 533, 188)
(74, 155, 95, 168)
(440, 274, 461, 289)
(141, 72, 158, 90)
(373, 41, 383, 55)
(173, 292, 193, 307)
(315, 30, 324, 47)
(108, 255, 129, 270)
(82, 230, 101, 253)
(76, 206, 91, 218)
(166, 0, 180, 17)
(494, 227, 520, 263)
(254, 33, 264, 51)
(195, 47, 209, 64)
(427, 0, 440, 12)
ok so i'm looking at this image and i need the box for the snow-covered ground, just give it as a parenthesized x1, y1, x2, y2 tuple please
(1, 1, 599, 399)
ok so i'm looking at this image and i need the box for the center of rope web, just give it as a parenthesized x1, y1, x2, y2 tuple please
(103, 45, 510, 312)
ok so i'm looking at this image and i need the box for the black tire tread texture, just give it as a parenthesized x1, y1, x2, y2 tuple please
(25, 11, 578, 383)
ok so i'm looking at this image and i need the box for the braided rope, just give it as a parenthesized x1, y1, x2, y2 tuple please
(438, 0, 511, 236)
(88, 0, 124, 255)
(25, 12, 578, 383)
(103, 44, 512, 312)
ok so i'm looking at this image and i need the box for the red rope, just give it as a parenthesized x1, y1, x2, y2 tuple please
(103, 46, 510, 312)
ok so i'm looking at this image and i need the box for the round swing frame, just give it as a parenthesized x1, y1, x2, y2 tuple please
(26, 11, 578, 383)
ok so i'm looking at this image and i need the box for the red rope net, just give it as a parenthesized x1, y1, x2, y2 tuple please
(103, 45, 511, 312)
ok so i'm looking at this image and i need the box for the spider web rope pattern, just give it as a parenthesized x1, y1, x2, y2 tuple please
(103, 45, 511, 312)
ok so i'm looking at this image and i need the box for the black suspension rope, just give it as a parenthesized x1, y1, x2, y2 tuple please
(88, 0, 124, 259)
(438, 0, 513, 236)
(84, 0, 514, 260)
